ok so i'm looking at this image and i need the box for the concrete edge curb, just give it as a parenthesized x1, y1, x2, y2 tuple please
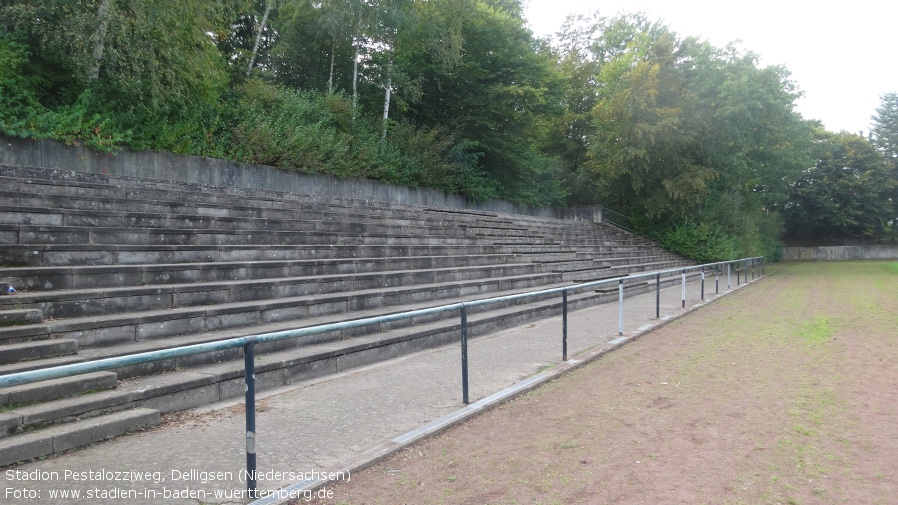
(250, 275, 771, 505)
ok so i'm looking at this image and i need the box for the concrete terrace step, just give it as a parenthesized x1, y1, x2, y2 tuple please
(598, 254, 680, 267)
(0, 243, 509, 267)
(1, 169, 515, 221)
(0, 339, 78, 365)
(3, 171, 623, 249)
(0, 371, 118, 408)
(0, 355, 88, 377)
(0, 389, 133, 439)
(1, 191, 624, 244)
(0, 198, 541, 248)
(0, 206, 542, 243)
(0, 178, 536, 236)
(0, 308, 43, 326)
(564, 259, 690, 283)
(0, 268, 571, 349)
(0, 223, 550, 248)
(0, 407, 160, 466)
(0, 262, 556, 320)
(0, 254, 531, 292)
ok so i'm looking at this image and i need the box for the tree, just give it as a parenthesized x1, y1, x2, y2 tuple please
(393, 0, 566, 206)
(560, 13, 813, 257)
(871, 91, 898, 171)
(246, 0, 276, 77)
(784, 131, 894, 242)
(582, 17, 714, 221)
(688, 43, 814, 209)
(88, 0, 112, 81)
(539, 11, 604, 203)
(684, 41, 814, 256)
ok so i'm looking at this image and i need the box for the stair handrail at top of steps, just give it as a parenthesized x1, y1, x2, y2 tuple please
(0, 256, 764, 492)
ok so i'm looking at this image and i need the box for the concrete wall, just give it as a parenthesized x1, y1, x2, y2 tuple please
(782, 245, 898, 261)
(0, 135, 560, 218)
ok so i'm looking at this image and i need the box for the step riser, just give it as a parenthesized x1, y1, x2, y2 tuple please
(4, 226, 534, 247)
(0, 309, 43, 326)
(3, 395, 135, 438)
(0, 254, 528, 292)
(0, 211, 543, 241)
(0, 371, 118, 407)
(0, 339, 78, 365)
(561, 262, 687, 283)
(0, 180, 517, 225)
(0, 408, 160, 467)
(2, 264, 551, 320)
(1, 244, 509, 267)
(1, 272, 566, 348)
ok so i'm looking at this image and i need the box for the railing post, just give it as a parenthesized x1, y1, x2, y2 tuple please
(751, 258, 755, 280)
(562, 290, 568, 361)
(737, 264, 741, 285)
(681, 270, 686, 308)
(460, 305, 469, 405)
(727, 263, 731, 290)
(244, 337, 258, 495)
(655, 272, 660, 319)
(700, 268, 705, 300)
(715, 266, 719, 294)
(761, 257, 765, 276)
(618, 279, 624, 336)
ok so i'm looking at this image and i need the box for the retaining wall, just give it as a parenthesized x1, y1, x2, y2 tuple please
(0, 134, 560, 218)
(782, 245, 898, 261)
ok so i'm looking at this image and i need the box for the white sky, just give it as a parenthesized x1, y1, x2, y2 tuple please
(524, 0, 898, 135)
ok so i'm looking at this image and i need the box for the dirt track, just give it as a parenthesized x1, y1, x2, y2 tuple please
(308, 262, 898, 505)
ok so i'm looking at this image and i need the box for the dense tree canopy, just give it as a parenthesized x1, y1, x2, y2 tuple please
(784, 131, 893, 242)
(1, 0, 892, 258)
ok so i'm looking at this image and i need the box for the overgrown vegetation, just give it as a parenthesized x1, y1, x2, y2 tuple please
(2, 0, 896, 260)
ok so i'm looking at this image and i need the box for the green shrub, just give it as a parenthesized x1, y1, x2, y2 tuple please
(662, 220, 739, 262)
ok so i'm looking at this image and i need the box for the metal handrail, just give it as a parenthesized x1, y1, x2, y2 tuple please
(0, 257, 763, 389)
(601, 208, 664, 243)
(0, 255, 765, 494)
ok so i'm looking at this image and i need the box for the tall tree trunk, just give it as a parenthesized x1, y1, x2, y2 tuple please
(88, 0, 112, 81)
(246, 0, 274, 78)
(381, 47, 393, 141)
(328, 36, 336, 94)
(352, 40, 359, 121)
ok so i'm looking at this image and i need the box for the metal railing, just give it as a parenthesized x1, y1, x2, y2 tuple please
(601, 208, 664, 243)
(0, 256, 765, 495)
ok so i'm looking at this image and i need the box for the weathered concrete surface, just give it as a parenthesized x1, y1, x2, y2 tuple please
(0, 135, 553, 217)
(782, 245, 898, 261)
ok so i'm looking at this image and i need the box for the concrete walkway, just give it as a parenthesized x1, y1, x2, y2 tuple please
(1, 274, 757, 504)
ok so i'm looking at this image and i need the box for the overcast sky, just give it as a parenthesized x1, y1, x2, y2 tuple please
(524, 0, 898, 135)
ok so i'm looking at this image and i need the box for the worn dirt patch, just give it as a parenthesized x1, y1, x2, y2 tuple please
(306, 262, 898, 505)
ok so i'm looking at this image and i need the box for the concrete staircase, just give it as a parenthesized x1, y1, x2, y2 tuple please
(0, 164, 692, 466)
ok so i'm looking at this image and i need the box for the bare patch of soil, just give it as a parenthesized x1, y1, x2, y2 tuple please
(307, 262, 898, 505)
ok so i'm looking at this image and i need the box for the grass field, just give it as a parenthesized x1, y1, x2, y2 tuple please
(307, 261, 898, 505)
